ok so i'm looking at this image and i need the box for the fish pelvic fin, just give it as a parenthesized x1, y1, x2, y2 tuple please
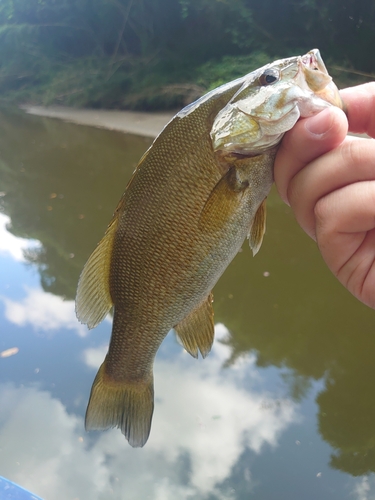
(75, 215, 119, 329)
(85, 359, 154, 448)
(174, 293, 214, 359)
(249, 197, 267, 256)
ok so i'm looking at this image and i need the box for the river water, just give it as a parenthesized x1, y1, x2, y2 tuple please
(1, 108, 375, 500)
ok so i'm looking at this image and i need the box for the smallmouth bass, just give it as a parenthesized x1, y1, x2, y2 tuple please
(76, 49, 344, 447)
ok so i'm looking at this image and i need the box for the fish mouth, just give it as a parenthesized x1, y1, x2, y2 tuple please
(299, 49, 345, 111)
(210, 49, 345, 156)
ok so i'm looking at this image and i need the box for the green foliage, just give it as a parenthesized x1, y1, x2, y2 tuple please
(0, 0, 374, 108)
(195, 53, 274, 90)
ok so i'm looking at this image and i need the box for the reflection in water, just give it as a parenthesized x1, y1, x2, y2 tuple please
(0, 326, 297, 500)
(0, 108, 152, 299)
(351, 477, 375, 500)
(0, 213, 40, 261)
(318, 357, 375, 477)
(0, 212, 86, 336)
(211, 195, 375, 479)
(2, 286, 86, 336)
(2, 109, 375, 492)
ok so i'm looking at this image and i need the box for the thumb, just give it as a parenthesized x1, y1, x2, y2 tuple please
(274, 107, 348, 205)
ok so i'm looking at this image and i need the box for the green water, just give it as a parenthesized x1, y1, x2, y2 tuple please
(0, 108, 374, 500)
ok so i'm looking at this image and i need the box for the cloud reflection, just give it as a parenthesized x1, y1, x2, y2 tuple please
(0, 213, 40, 261)
(0, 326, 299, 499)
(2, 286, 86, 336)
(150, 340, 295, 492)
(351, 477, 375, 500)
(84, 325, 297, 497)
(0, 384, 108, 500)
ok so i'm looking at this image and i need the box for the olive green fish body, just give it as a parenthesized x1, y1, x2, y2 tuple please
(109, 106, 275, 337)
(109, 85, 245, 348)
(76, 49, 344, 447)
(88, 88, 274, 447)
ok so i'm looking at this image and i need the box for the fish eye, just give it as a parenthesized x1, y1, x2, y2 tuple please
(259, 69, 280, 86)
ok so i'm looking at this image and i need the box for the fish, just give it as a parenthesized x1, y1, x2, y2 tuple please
(75, 49, 344, 447)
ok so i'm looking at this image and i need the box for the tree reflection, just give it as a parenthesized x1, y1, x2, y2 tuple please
(0, 109, 151, 298)
(212, 200, 375, 477)
(1, 109, 375, 478)
(317, 359, 375, 476)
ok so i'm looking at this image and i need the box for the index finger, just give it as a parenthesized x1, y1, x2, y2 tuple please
(340, 82, 375, 138)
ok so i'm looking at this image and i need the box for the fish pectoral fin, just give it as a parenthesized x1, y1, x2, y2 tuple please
(174, 292, 214, 359)
(199, 167, 249, 232)
(75, 214, 118, 329)
(85, 358, 154, 448)
(249, 198, 267, 256)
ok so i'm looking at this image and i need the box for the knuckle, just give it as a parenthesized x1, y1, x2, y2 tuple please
(314, 193, 339, 239)
(314, 196, 329, 227)
(286, 175, 302, 208)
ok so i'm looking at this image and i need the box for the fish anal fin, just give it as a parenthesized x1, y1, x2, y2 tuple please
(85, 359, 154, 448)
(249, 198, 267, 256)
(75, 214, 119, 329)
(175, 293, 214, 359)
(199, 167, 248, 233)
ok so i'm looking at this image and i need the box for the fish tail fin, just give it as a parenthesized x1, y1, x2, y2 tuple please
(85, 359, 154, 448)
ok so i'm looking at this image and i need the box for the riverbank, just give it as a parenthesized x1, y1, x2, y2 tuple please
(22, 104, 368, 140)
(23, 105, 175, 138)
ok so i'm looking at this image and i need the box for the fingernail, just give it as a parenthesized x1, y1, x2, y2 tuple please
(305, 108, 334, 136)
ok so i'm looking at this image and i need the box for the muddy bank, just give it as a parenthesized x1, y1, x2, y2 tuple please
(23, 105, 367, 140)
(23, 105, 175, 138)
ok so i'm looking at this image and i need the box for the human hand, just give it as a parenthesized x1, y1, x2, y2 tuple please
(274, 83, 375, 309)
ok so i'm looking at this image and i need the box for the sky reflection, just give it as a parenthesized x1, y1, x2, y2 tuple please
(2, 286, 86, 337)
(0, 213, 300, 498)
(0, 325, 298, 500)
(0, 213, 40, 262)
(84, 325, 298, 495)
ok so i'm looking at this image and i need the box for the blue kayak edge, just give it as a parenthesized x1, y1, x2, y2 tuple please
(0, 477, 44, 500)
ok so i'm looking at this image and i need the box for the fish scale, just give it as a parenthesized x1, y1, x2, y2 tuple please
(76, 49, 344, 447)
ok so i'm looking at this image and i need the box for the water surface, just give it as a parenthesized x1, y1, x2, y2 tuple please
(1, 109, 375, 500)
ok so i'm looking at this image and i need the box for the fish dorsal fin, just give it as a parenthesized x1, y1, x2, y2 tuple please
(249, 198, 267, 256)
(174, 293, 214, 359)
(75, 214, 119, 329)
